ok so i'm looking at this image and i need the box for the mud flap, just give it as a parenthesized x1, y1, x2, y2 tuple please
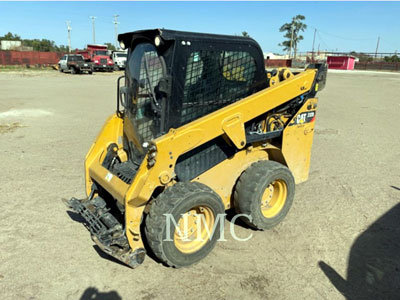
(63, 197, 145, 268)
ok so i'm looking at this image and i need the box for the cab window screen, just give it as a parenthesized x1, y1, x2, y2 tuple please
(181, 50, 256, 125)
(127, 43, 164, 143)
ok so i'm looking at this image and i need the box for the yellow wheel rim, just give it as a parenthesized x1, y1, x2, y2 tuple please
(173, 206, 214, 254)
(261, 179, 287, 218)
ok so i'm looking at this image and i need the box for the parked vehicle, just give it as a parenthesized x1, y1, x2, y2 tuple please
(77, 44, 114, 72)
(111, 50, 128, 70)
(58, 54, 93, 74)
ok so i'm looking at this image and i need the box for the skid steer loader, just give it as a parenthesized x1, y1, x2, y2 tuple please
(64, 29, 327, 268)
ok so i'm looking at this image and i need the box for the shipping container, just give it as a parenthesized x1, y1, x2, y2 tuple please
(327, 56, 355, 70)
(0, 40, 22, 50)
(0, 50, 63, 65)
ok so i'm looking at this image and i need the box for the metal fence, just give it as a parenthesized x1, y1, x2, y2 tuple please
(280, 52, 400, 71)
(355, 62, 400, 71)
(296, 52, 399, 62)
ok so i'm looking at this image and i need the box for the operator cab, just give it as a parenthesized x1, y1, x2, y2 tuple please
(117, 29, 268, 148)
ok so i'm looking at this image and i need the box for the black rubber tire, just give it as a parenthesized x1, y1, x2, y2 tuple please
(234, 160, 295, 230)
(88, 70, 93, 75)
(59, 65, 63, 72)
(145, 182, 225, 268)
(70, 67, 76, 74)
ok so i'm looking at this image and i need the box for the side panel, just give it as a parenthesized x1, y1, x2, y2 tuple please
(193, 147, 269, 208)
(84, 114, 125, 198)
(281, 98, 318, 184)
(122, 71, 316, 251)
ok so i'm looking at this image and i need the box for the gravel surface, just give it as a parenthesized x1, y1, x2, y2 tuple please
(0, 70, 399, 300)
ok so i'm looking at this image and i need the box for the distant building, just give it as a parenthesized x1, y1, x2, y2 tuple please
(263, 52, 289, 60)
(0, 40, 22, 50)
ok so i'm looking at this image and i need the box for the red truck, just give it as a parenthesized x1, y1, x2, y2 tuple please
(77, 44, 114, 72)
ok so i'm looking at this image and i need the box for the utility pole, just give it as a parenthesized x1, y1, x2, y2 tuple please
(289, 17, 295, 59)
(113, 14, 120, 48)
(311, 28, 316, 62)
(375, 36, 380, 59)
(90, 16, 97, 44)
(66, 21, 72, 53)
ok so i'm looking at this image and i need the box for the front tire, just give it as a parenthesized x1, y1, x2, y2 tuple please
(145, 182, 225, 268)
(234, 160, 295, 230)
(70, 67, 76, 74)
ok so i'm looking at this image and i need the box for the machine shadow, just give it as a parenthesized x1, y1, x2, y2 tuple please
(79, 287, 122, 300)
(225, 208, 256, 230)
(66, 210, 86, 224)
(66, 210, 131, 268)
(319, 202, 400, 300)
(92, 245, 130, 268)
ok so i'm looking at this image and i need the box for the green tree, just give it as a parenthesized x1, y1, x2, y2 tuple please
(104, 43, 116, 51)
(0, 32, 21, 41)
(279, 15, 307, 58)
(1, 32, 72, 52)
(242, 31, 250, 38)
(384, 55, 400, 63)
(56, 45, 69, 53)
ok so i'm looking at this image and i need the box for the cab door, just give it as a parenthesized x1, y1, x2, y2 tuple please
(60, 55, 68, 70)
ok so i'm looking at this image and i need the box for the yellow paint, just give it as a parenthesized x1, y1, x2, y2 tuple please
(194, 146, 269, 208)
(173, 206, 215, 254)
(84, 114, 124, 197)
(261, 179, 287, 218)
(221, 113, 245, 149)
(281, 98, 318, 184)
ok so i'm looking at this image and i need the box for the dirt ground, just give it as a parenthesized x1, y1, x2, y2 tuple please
(0, 69, 399, 300)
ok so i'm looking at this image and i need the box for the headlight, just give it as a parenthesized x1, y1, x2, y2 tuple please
(94, 60, 99, 63)
(154, 36, 162, 47)
(119, 40, 125, 50)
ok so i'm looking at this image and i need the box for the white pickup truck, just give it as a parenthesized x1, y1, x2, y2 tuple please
(112, 51, 127, 70)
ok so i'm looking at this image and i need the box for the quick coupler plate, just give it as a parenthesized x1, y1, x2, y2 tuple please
(62, 197, 145, 268)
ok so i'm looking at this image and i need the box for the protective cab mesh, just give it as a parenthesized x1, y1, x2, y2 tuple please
(181, 50, 256, 125)
(175, 50, 257, 181)
(134, 51, 163, 142)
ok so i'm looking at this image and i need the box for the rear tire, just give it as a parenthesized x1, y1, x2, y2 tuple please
(234, 160, 295, 230)
(145, 182, 225, 268)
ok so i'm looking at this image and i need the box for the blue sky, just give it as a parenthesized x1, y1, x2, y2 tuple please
(0, 1, 399, 54)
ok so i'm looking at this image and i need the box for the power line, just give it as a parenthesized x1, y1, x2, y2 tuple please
(375, 36, 380, 58)
(312, 26, 399, 53)
(66, 21, 72, 53)
(90, 16, 97, 44)
(380, 37, 400, 51)
(113, 15, 120, 48)
(311, 28, 316, 60)
(317, 31, 330, 51)
(309, 26, 376, 41)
